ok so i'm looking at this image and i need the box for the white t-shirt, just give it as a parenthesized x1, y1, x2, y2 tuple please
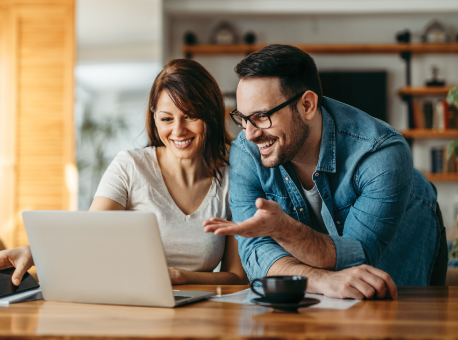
(94, 147, 230, 272)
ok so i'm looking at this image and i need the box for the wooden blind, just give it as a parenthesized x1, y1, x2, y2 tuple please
(0, 0, 75, 248)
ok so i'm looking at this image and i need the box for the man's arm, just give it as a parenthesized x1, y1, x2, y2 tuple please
(205, 138, 413, 272)
(271, 204, 336, 269)
(269, 257, 397, 300)
(205, 199, 337, 269)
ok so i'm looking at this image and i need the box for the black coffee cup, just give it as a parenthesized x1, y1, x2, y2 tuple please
(250, 276, 307, 303)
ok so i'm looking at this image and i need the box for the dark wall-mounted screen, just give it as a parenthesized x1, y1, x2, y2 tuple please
(319, 71, 387, 123)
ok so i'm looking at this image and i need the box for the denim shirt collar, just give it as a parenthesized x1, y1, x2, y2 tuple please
(316, 101, 336, 174)
(277, 101, 339, 236)
(278, 101, 337, 189)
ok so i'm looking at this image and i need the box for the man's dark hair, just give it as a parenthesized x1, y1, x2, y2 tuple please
(235, 44, 323, 108)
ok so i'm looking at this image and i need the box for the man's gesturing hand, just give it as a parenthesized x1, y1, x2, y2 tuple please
(316, 264, 398, 300)
(203, 198, 287, 238)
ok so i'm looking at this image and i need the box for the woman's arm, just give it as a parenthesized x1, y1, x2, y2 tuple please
(90, 196, 125, 211)
(0, 246, 34, 285)
(169, 235, 248, 285)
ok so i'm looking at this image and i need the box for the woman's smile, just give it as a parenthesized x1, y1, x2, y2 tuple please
(171, 137, 194, 149)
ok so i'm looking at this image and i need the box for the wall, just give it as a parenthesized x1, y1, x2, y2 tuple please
(75, 0, 163, 209)
(75, 87, 150, 209)
(165, 11, 458, 230)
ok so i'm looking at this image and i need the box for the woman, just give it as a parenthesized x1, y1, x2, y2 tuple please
(0, 59, 247, 286)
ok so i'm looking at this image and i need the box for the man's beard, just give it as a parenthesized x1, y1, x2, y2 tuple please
(254, 112, 310, 168)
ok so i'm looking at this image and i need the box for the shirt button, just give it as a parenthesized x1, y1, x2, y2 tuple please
(299, 208, 304, 212)
(336, 221, 341, 225)
(314, 173, 320, 178)
(323, 194, 328, 199)
(285, 177, 290, 181)
(293, 207, 296, 211)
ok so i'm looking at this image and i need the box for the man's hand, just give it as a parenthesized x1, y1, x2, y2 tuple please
(203, 198, 288, 238)
(314, 264, 398, 300)
(0, 246, 34, 286)
(268, 258, 397, 300)
(204, 197, 336, 269)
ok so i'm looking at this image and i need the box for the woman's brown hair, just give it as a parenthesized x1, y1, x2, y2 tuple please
(146, 59, 232, 183)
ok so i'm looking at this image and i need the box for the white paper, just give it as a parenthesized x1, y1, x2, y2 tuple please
(0, 288, 43, 306)
(210, 288, 360, 310)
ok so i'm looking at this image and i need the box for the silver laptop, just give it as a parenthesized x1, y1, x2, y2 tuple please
(22, 211, 213, 307)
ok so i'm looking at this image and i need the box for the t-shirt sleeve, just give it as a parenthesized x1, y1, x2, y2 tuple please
(94, 151, 133, 208)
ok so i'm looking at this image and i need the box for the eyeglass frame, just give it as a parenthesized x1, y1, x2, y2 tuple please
(229, 92, 304, 130)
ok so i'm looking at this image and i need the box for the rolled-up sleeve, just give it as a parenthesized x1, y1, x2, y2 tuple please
(333, 138, 413, 271)
(236, 236, 291, 280)
(229, 136, 291, 280)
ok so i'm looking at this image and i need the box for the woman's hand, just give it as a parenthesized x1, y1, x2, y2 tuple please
(0, 246, 34, 285)
(168, 267, 187, 285)
(166, 235, 248, 285)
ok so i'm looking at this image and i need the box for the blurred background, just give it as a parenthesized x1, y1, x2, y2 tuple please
(1, 0, 458, 256)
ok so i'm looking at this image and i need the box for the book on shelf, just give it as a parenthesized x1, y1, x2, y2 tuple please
(431, 147, 444, 173)
(434, 100, 446, 130)
(447, 103, 458, 129)
(424, 101, 433, 129)
(412, 98, 458, 130)
(412, 98, 425, 128)
(431, 146, 458, 174)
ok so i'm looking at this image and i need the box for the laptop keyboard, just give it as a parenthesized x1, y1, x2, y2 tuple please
(174, 295, 191, 301)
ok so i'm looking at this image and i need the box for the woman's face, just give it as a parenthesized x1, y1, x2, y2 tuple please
(154, 90, 205, 160)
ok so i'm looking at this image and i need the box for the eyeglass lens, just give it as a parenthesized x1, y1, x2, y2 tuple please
(232, 113, 271, 129)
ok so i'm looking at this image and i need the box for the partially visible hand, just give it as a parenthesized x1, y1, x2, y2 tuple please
(168, 267, 187, 285)
(0, 246, 34, 286)
(203, 198, 288, 238)
(314, 264, 397, 300)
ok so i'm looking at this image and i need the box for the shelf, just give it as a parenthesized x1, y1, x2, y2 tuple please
(401, 129, 458, 139)
(183, 43, 458, 56)
(166, 1, 458, 16)
(398, 86, 455, 97)
(424, 173, 458, 182)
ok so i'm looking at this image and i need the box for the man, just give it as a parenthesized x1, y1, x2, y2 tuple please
(204, 44, 447, 300)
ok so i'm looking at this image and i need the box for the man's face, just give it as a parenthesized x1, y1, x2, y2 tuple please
(236, 77, 309, 168)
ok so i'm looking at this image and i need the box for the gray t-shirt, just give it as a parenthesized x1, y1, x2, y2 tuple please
(94, 147, 230, 272)
(302, 185, 328, 234)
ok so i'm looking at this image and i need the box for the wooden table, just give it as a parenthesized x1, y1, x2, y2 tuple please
(0, 285, 457, 339)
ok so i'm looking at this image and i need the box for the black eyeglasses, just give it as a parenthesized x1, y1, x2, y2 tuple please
(229, 92, 304, 130)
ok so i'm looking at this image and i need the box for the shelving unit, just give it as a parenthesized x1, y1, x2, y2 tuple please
(184, 42, 458, 181)
(183, 43, 458, 91)
(398, 87, 457, 181)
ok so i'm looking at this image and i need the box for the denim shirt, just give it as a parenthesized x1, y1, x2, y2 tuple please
(230, 97, 441, 286)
